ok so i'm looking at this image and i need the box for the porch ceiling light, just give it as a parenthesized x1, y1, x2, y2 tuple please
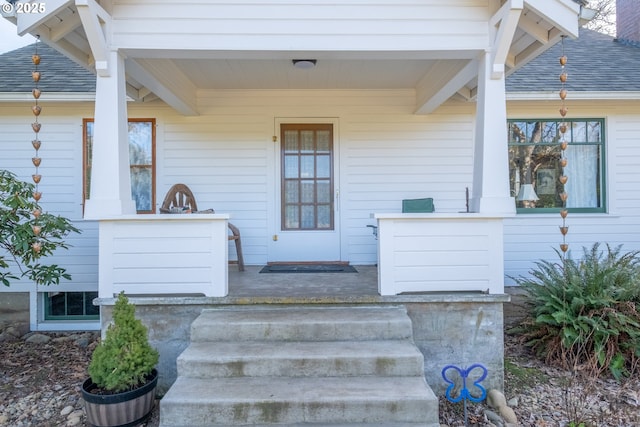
(516, 184, 539, 202)
(292, 59, 317, 69)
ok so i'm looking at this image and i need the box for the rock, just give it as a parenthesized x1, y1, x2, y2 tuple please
(507, 396, 519, 407)
(25, 333, 51, 344)
(60, 405, 74, 416)
(74, 335, 90, 348)
(66, 415, 82, 426)
(485, 409, 504, 426)
(487, 389, 508, 409)
(0, 332, 16, 343)
(0, 414, 8, 424)
(6, 325, 28, 337)
(499, 405, 518, 424)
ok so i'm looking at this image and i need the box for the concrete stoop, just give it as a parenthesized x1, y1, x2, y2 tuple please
(159, 305, 439, 426)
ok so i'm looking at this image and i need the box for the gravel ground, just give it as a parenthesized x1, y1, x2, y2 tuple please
(1, 328, 638, 427)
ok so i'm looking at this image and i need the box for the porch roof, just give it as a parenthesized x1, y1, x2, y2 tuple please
(2, 0, 582, 115)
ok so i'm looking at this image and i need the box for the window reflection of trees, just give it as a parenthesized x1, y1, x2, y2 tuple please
(508, 119, 603, 210)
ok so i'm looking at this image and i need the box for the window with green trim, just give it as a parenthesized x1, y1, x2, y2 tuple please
(44, 292, 99, 320)
(508, 119, 605, 213)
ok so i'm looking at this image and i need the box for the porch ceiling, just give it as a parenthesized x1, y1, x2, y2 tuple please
(5, 0, 581, 115)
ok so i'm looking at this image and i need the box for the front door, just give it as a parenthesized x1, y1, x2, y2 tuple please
(270, 123, 341, 262)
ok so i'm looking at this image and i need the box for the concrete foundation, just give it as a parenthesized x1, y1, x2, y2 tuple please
(97, 294, 509, 397)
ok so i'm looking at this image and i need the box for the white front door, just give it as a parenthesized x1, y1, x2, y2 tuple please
(269, 122, 341, 262)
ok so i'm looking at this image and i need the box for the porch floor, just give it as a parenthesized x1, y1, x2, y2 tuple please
(228, 265, 379, 298)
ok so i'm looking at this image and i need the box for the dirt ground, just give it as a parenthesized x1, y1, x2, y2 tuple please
(1, 290, 638, 426)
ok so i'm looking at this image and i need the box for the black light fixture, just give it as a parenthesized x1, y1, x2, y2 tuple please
(292, 59, 317, 69)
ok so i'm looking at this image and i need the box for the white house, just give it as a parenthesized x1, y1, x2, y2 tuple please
(4, 0, 638, 415)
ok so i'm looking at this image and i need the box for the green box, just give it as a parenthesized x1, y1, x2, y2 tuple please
(402, 198, 434, 213)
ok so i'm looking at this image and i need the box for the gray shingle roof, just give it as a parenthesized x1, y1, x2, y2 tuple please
(506, 28, 640, 93)
(0, 43, 95, 92)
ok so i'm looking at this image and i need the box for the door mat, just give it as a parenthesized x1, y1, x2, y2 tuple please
(259, 264, 358, 273)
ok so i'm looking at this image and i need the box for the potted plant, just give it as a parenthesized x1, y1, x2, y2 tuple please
(82, 292, 159, 427)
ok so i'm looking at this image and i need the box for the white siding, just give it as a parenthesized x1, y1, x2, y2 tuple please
(99, 216, 229, 297)
(2, 95, 639, 294)
(504, 100, 640, 284)
(156, 90, 475, 266)
(0, 104, 98, 293)
(111, 1, 490, 51)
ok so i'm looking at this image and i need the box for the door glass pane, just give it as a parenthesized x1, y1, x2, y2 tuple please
(300, 156, 314, 178)
(285, 131, 298, 152)
(285, 205, 299, 228)
(284, 155, 299, 178)
(285, 180, 299, 203)
(317, 181, 330, 203)
(301, 205, 315, 228)
(301, 181, 315, 203)
(317, 131, 330, 152)
(301, 131, 314, 153)
(317, 155, 330, 178)
(317, 205, 331, 228)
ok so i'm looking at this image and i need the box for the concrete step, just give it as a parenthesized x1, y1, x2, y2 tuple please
(160, 305, 438, 426)
(177, 340, 425, 378)
(159, 376, 438, 426)
(190, 306, 413, 342)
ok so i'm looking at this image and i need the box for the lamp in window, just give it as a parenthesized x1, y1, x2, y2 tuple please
(516, 183, 539, 208)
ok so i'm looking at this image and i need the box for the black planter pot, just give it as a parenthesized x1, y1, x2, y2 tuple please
(81, 369, 158, 427)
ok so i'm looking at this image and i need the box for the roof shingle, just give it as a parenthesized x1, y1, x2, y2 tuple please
(506, 28, 640, 93)
(0, 43, 95, 92)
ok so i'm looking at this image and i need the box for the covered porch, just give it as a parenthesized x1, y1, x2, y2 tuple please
(96, 211, 507, 297)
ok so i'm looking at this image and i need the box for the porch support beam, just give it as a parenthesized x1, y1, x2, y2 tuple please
(75, 0, 111, 76)
(489, 0, 523, 79)
(469, 51, 515, 215)
(84, 50, 136, 219)
(125, 58, 199, 116)
(415, 59, 477, 115)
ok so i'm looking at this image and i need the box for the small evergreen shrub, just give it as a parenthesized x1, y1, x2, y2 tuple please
(511, 243, 640, 379)
(88, 292, 159, 393)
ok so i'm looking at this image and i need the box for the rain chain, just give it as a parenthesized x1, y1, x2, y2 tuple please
(558, 36, 569, 259)
(31, 36, 43, 254)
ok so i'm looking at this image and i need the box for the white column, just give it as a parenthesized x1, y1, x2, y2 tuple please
(470, 51, 515, 215)
(84, 50, 136, 219)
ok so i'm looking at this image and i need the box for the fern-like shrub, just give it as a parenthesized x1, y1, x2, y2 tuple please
(88, 292, 159, 393)
(511, 243, 640, 379)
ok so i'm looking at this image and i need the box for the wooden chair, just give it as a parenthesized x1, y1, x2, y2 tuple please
(160, 183, 245, 271)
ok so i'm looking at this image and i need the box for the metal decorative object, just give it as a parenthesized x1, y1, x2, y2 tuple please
(442, 363, 488, 426)
(31, 36, 43, 253)
(558, 36, 569, 257)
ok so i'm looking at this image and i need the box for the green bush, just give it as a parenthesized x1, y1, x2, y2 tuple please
(512, 243, 640, 379)
(0, 169, 80, 286)
(88, 292, 159, 393)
